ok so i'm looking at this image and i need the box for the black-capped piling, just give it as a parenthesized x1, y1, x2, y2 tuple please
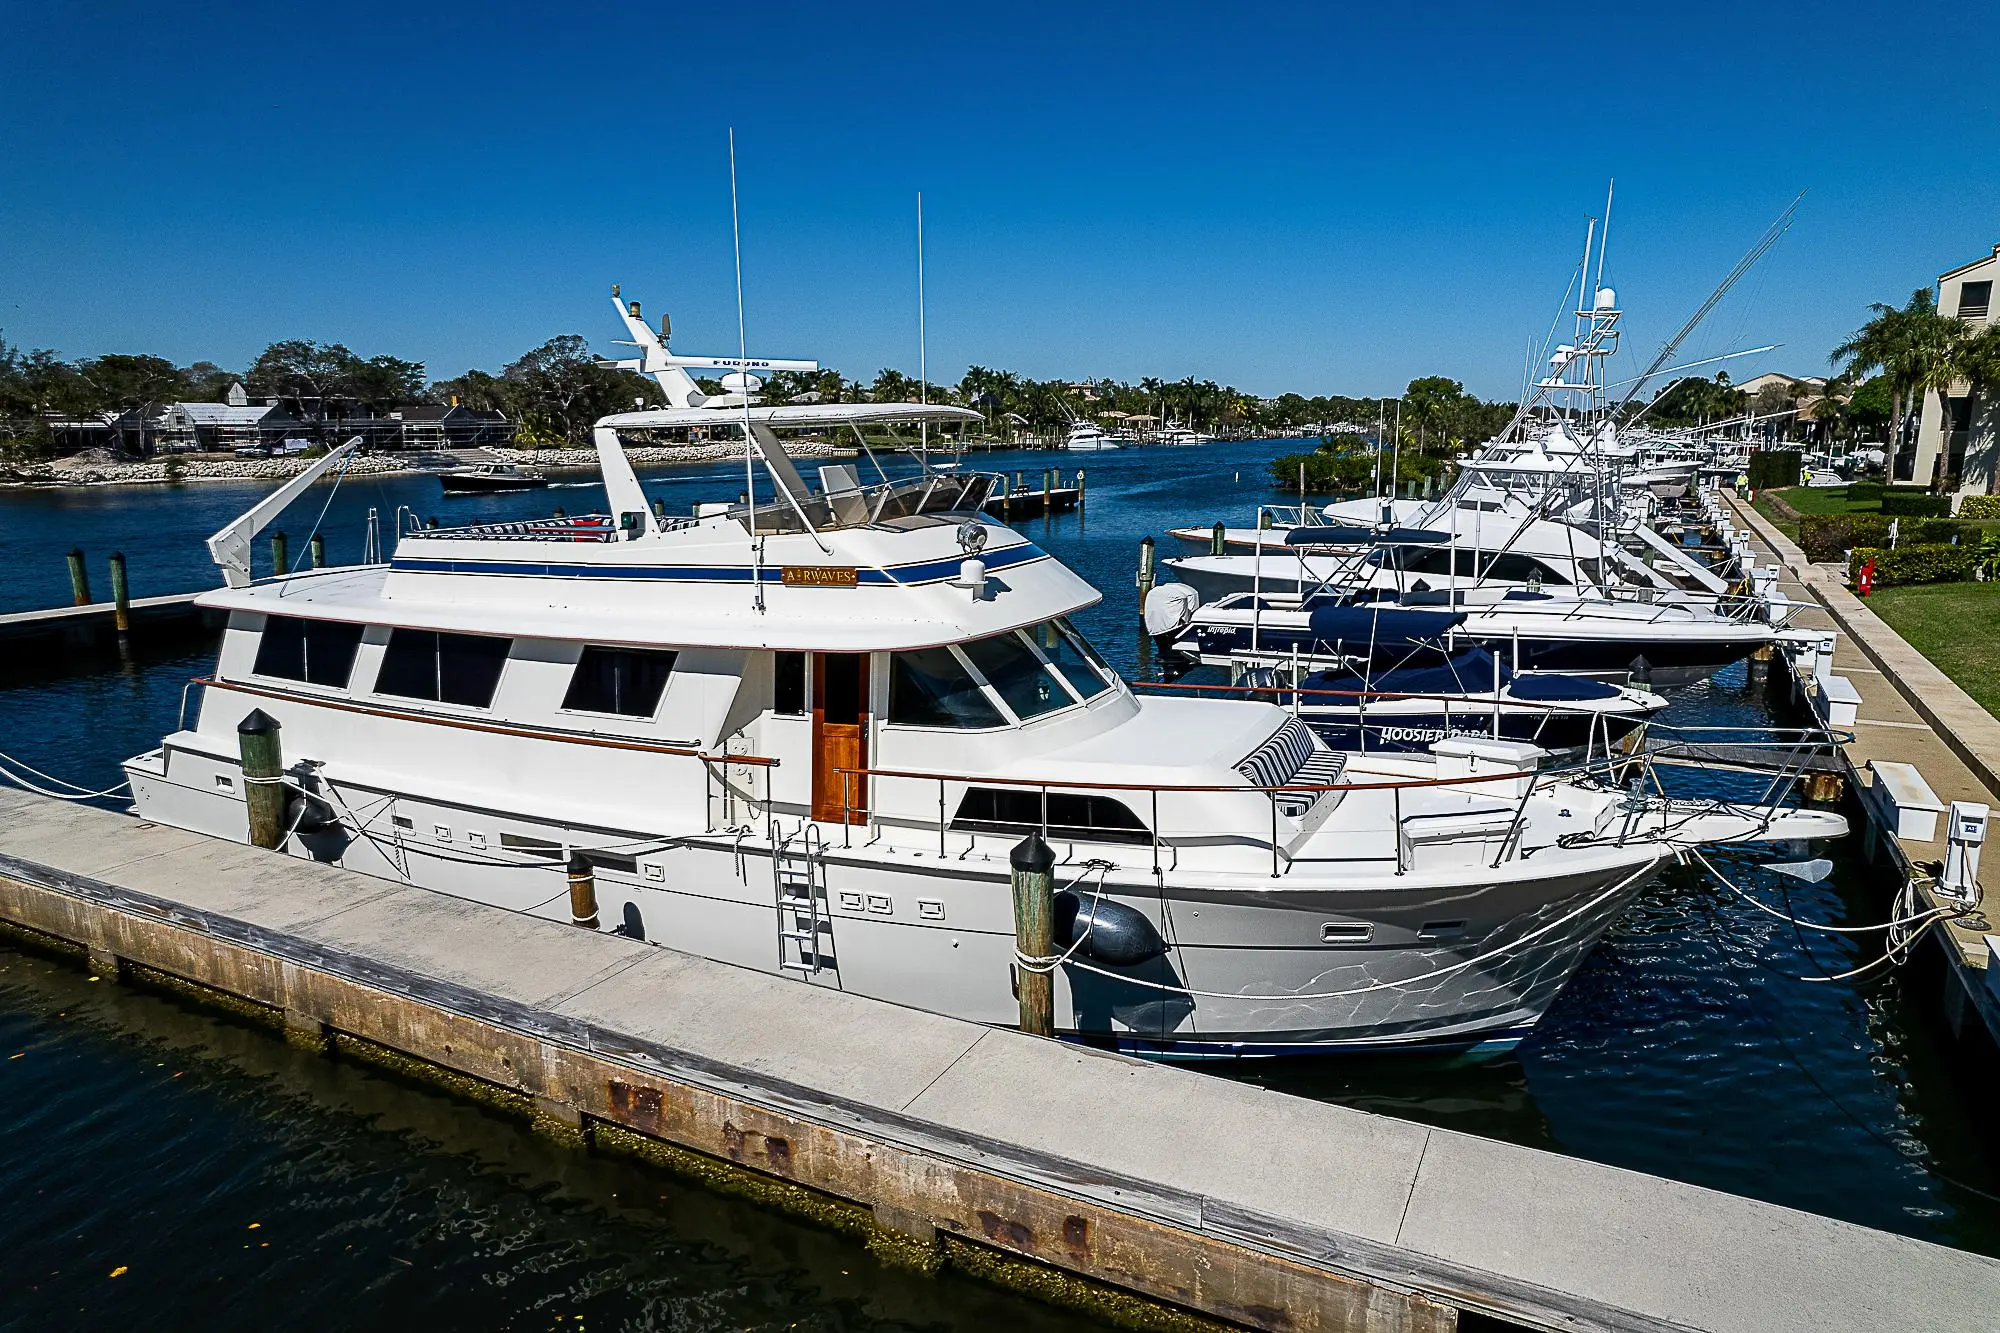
(1009, 833, 1056, 1038)
(236, 710, 286, 850)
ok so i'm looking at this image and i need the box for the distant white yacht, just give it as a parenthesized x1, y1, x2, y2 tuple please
(1062, 420, 1120, 451)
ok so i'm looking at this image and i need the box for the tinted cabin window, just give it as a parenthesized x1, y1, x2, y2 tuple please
(1039, 618, 1113, 700)
(820, 653, 865, 725)
(376, 628, 510, 707)
(562, 646, 677, 716)
(952, 788, 1151, 845)
(252, 615, 364, 687)
(773, 652, 807, 715)
(888, 647, 1004, 728)
(961, 631, 1071, 719)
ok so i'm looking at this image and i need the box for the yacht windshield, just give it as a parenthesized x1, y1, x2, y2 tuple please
(1036, 618, 1114, 699)
(960, 631, 1072, 720)
(888, 647, 1006, 728)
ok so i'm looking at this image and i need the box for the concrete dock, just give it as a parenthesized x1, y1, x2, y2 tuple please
(1726, 493, 2000, 1051)
(0, 786, 1994, 1331)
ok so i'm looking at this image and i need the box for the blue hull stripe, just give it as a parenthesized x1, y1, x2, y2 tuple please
(389, 541, 1048, 585)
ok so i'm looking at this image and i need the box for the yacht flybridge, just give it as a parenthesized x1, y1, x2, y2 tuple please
(124, 291, 1843, 1058)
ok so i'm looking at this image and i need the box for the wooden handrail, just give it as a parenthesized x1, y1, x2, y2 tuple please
(196, 678, 780, 767)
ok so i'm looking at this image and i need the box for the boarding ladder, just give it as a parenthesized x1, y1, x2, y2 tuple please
(772, 825, 837, 979)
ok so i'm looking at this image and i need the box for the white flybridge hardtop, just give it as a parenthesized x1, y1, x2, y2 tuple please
(124, 288, 1843, 1058)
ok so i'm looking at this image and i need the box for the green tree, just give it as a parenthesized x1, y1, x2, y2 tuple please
(1845, 374, 1893, 437)
(427, 368, 510, 412)
(1831, 289, 1950, 471)
(503, 334, 648, 445)
(348, 354, 426, 410)
(1646, 374, 1748, 427)
(246, 338, 363, 415)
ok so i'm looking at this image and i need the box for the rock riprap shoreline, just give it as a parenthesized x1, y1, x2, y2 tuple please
(0, 438, 855, 488)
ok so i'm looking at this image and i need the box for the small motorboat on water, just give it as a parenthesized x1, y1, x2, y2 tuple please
(440, 463, 550, 494)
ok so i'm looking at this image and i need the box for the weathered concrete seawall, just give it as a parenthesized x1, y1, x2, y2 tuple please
(1, 787, 1994, 1332)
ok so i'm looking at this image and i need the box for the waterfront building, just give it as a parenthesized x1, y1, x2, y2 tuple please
(155, 394, 302, 453)
(1910, 241, 2000, 493)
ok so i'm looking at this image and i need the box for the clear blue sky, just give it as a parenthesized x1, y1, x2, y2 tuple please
(3, 1, 1994, 401)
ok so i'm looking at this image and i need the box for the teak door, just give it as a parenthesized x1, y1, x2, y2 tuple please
(811, 653, 870, 824)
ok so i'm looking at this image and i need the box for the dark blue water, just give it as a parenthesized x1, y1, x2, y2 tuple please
(2, 440, 1996, 1329)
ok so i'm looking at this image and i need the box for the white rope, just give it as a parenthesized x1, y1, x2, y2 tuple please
(0, 750, 133, 801)
(1689, 847, 1968, 984)
(1014, 859, 1115, 973)
(1688, 846, 1961, 936)
(1025, 859, 1658, 1001)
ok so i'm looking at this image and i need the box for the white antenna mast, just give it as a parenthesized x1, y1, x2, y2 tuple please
(728, 128, 763, 610)
(917, 190, 929, 462)
(1595, 179, 1614, 297)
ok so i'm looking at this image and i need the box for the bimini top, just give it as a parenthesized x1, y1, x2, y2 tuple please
(1285, 525, 1453, 547)
(1305, 604, 1467, 649)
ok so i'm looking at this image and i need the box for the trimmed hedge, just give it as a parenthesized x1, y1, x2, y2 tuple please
(1797, 514, 1965, 562)
(1747, 450, 1801, 490)
(1881, 490, 1950, 517)
(1958, 494, 2000, 519)
(1849, 543, 1979, 587)
(1845, 481, 1884, 503)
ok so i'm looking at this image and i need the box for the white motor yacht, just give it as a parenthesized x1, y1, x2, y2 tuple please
(123, 292, 1842, 1057)
(1062, 421, 1120, 451)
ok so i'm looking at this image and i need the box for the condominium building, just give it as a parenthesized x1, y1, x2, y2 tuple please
(1910, 242, 1999, 491)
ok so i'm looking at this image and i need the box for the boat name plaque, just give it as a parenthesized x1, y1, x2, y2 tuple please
(780, 565, 860, 588)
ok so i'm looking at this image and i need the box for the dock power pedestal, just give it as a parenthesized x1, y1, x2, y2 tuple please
(1939, 801, 1989, 907)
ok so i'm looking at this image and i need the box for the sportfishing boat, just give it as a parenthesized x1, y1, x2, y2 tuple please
(1062, 420, 1120, 451)
(122, 290, 1842, 1058)
(1159, 422, 1214, 446)
(440, 463, 549, 494)
(1175, 606, 1669, 754)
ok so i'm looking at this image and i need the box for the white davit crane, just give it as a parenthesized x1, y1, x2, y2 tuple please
(204, 437, 363, 588)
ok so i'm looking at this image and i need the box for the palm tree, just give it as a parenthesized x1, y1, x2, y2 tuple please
(1831, 289, 1942, 476)
(1796, 376, 1848, 447)
(1899, 305, 1979, 488)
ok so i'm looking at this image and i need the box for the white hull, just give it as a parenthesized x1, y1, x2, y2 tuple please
(125, 738, 1699, 1056)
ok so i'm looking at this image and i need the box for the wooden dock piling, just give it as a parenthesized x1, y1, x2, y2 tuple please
(567, 854, 601, 930)
(107, 552, 131, 636)
(1075, 468, 1086, 508)
(1136, 536, 1156, 606)
(309, 535, 326, 569)
(65, 549, 91, 606)
(270, 530, 288, 577)
(1211, 521, 1226, 557)
(236, 710, 286, 850)
(1009, 834, 1055, 1038)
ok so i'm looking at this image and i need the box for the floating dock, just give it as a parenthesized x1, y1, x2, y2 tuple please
(0, 591, 212, 652)
(1, 787, 1994, 1331)
(1726, 493, 2000, 1052)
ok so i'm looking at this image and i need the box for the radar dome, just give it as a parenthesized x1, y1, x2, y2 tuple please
(1594, 287, 1617, 310)
(720, 371, 764, 394)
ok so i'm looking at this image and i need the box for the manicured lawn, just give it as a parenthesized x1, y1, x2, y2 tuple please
(1868, 580, 2000, 719)
(1766, 485, 1882, 517)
